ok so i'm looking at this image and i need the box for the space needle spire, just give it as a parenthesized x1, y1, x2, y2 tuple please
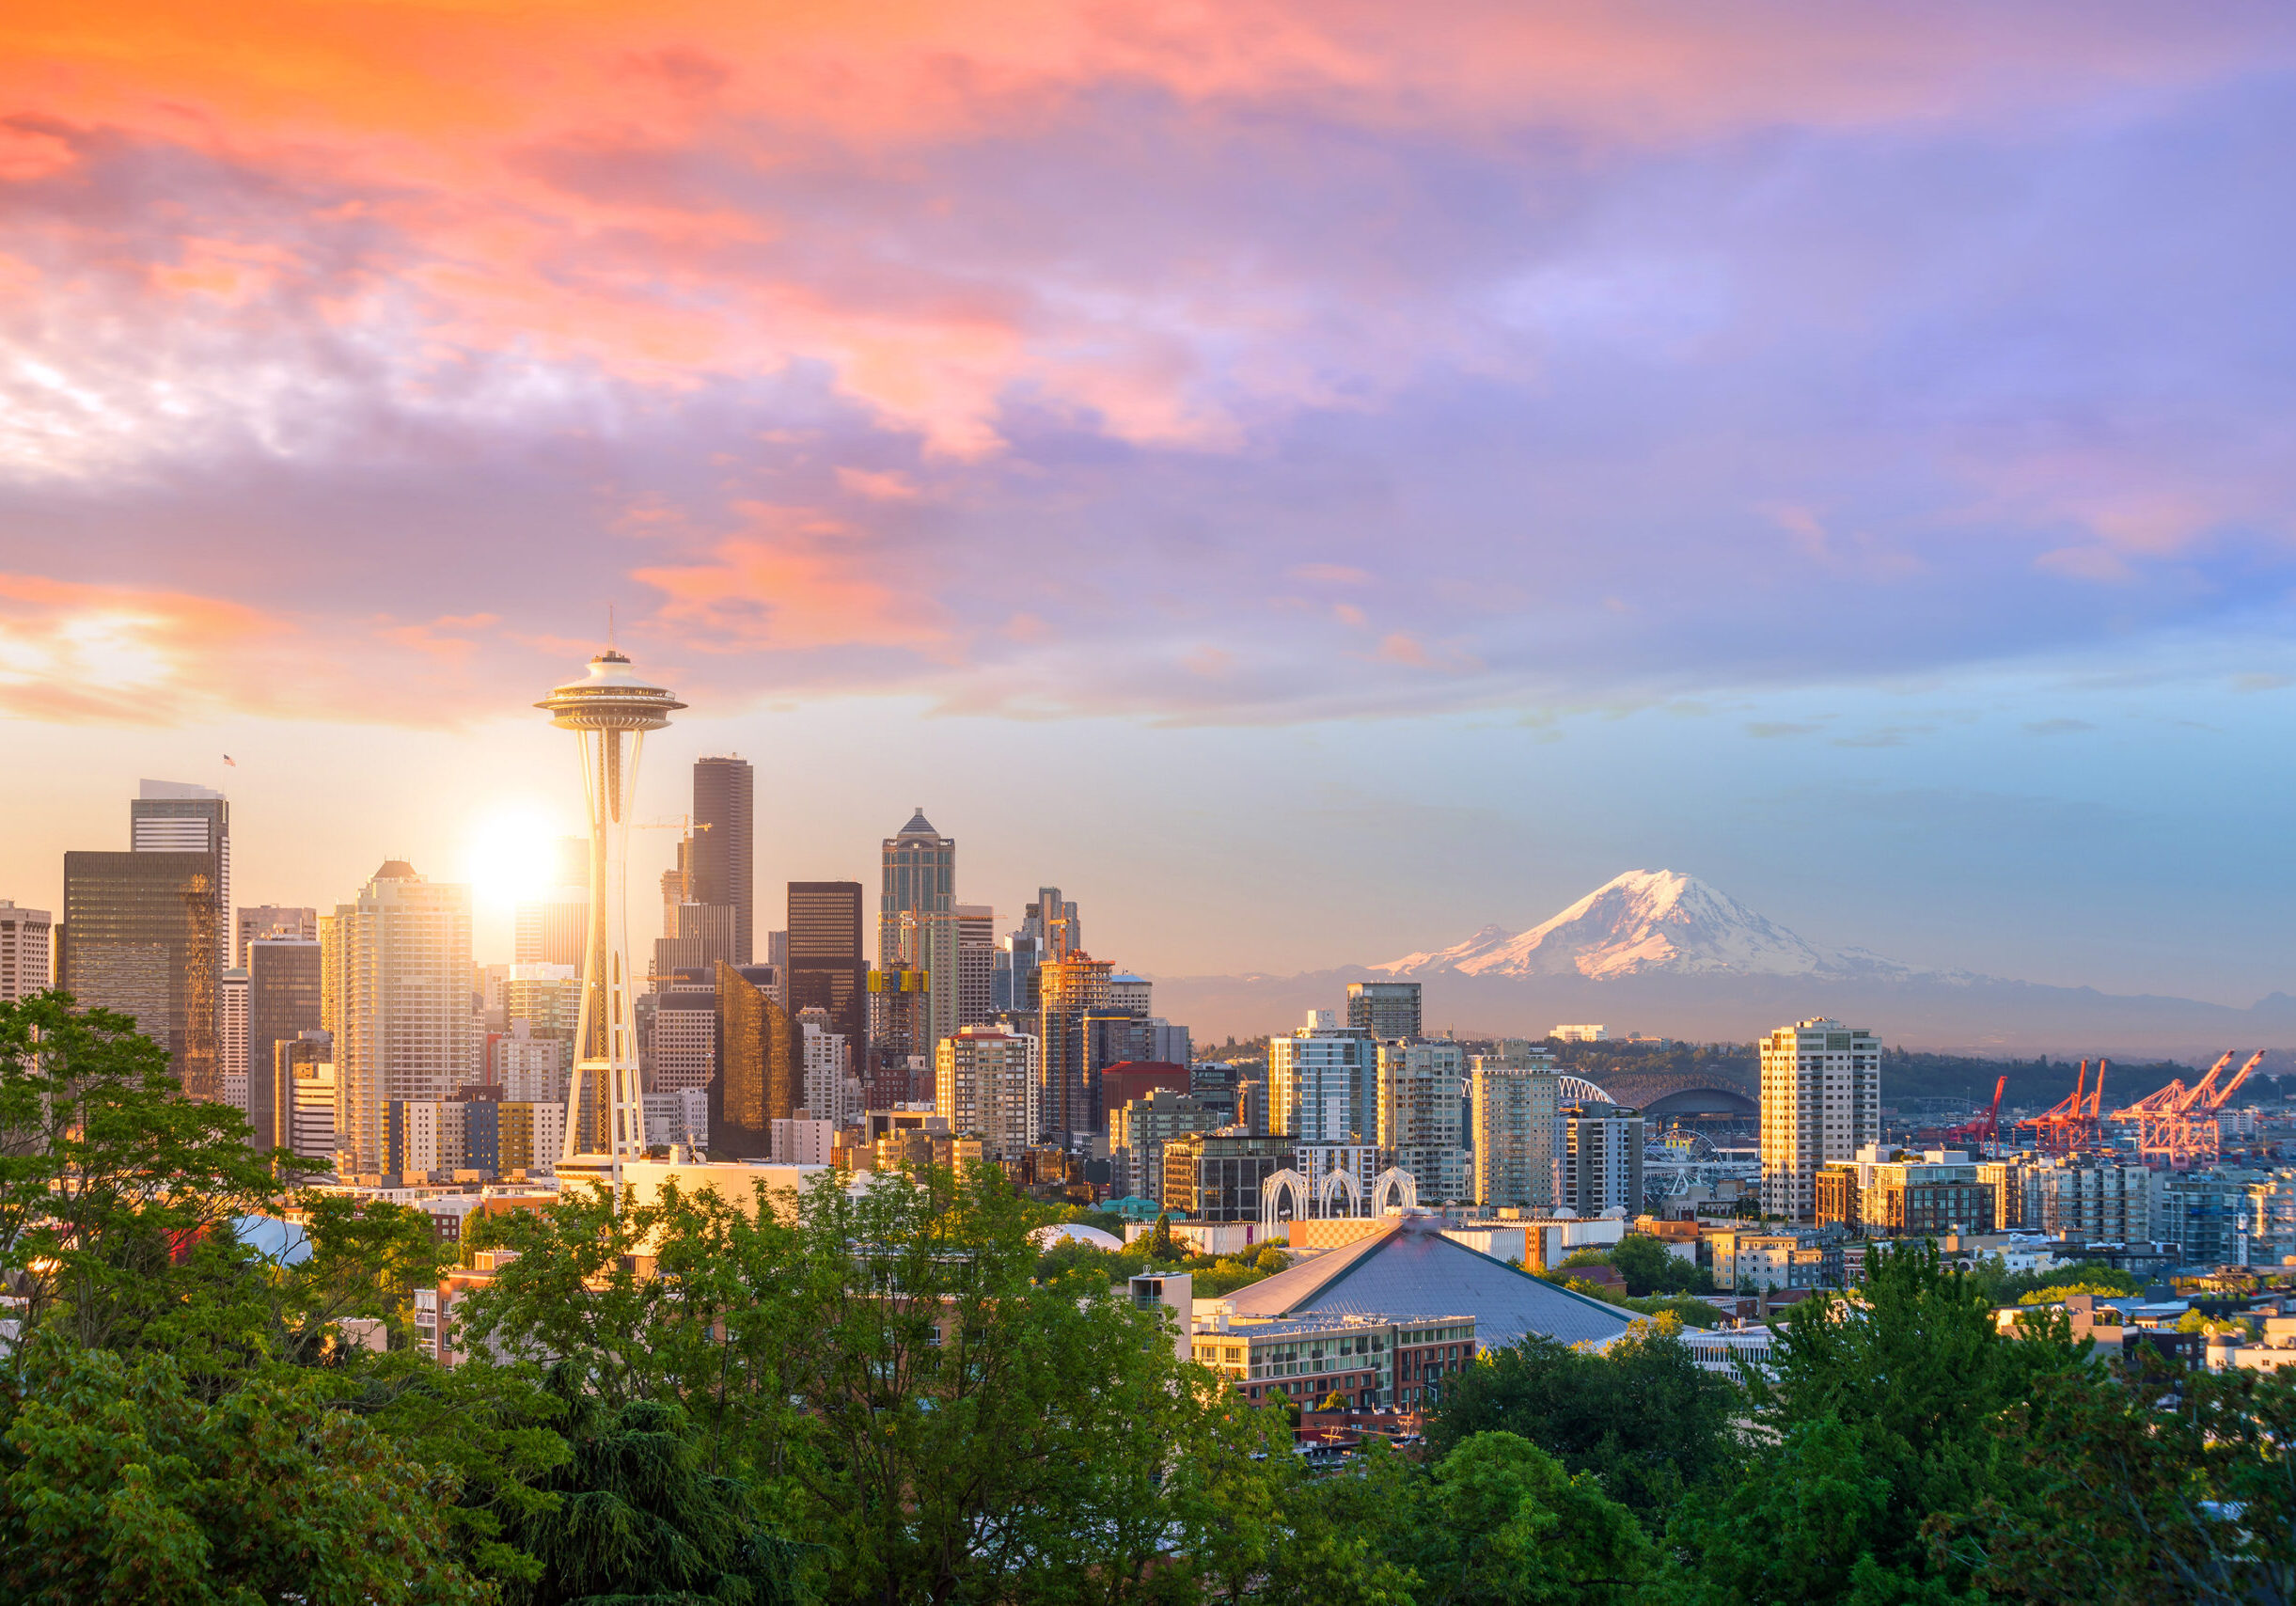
(537, 649, 685, 1180)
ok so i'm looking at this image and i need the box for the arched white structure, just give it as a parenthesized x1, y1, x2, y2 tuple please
(1316, 1168, 1365, 1218)
(1370, 1167, 1418, 1214)
(1262, 1169, 1312, 1228)
(1559, 1074, 1611, 1105)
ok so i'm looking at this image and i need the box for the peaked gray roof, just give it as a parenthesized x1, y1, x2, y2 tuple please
(1228, 1220, 1633, 1350)
(897, 808, 938, 837)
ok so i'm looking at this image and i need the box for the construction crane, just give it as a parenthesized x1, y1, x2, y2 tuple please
(1943, 1075, 2007, 1157)
(2111, 1050, 2263, 1170)
(2021, 1059, 2109, 1156)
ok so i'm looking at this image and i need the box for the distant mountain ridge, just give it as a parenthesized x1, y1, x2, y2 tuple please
(1147, 868, 2295, 1059)
(1371, 869, 1906, 981)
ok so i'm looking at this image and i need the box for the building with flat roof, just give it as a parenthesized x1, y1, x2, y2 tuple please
(1345, 981, 1422, 1042)
(0, 901, 50, 1002)
(1470, 1050, 1561, 1210)
(1760, 1018, 1880, 1221)
(1269, 1011, 1376, 1144)
(936, 1023, 1039, 1158)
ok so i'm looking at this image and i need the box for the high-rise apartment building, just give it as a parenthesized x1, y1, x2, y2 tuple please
(714, 961, 797, 1160)
(235, 905, 317, 968)
(1267, 1010, 1376, 1144)
(1555, 1103, 1645, 1217)
(329, 861, 475, 1175)
(487, 1022, 570, 1105)
(955, 904, 996, 1026)
(1109, 973, 1151, 1015)
(63, 847, 221, 1096)
(786, 881, 868, 1075)
(1347, 981, 1423, 1042)
(1377, 1039, 1469, 1204)
(648, 981, 719, 1094)
(936, 1024, 1039, 1158)
(1110, 1087, 1216, 1204)
(1759, 1018, 1881, 1221)
(690, 757, 754, 965)
(271, 1033, 335, 1162)
(245, 937, 322, 1148)
(798, 1006, 862, 1127)
(880, 810, 958, 1059)
(218, 967, 249, 1110)
(0, 901, 51, 1001)
(1470, 1049, 1561, 1210)
(505, 963, 579, 1040)
(1036, 952, 1114, 1145)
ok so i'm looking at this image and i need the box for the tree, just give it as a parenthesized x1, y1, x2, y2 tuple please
(0, 1338, 487, 1605)
(1430, 1318, 1738, 1516)
(1672, 1239, 2090, 1600)
(1393, 1431, 1655, 1606)
(0, 993, 303, 1370)
(1609, 1235, 1716, 1298)
(1149, 1211, 1180, 1263)
(1932, 1353, 2296, 1605)
(504, 1368, 810, 1606)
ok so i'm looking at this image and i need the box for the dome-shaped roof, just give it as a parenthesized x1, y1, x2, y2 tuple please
(1029, 1222, 1124, 1252)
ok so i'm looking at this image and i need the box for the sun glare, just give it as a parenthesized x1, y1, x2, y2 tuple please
(465, 808, 564, 909)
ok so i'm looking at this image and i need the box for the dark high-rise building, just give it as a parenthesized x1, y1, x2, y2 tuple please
(62, 848, 221, 1097)
(245, 937, 322, 1148)
(786, 881, 868, 1072)
(1346, 981, 1423, 1042)
(713, 961, 795, 1160)
(131, 780, 229, 975)
(691, 757, 755, 965)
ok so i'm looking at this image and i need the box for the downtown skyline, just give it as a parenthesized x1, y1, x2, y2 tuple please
(5, 4, 2296, 1004)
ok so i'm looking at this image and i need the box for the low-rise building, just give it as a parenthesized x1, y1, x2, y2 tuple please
(1163, 1132, 1297, 1222)
(1191, 1311, 1477, 1410)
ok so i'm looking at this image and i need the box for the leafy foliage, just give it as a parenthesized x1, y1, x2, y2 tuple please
(1429, 1319, 1739, 1514)
(0, 1338, 487, 1606)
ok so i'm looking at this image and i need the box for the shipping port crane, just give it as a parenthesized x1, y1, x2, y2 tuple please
(2111, 1050, 2263, 1170)
(2021, 1059, 2109, 1155)
(1943, 1075, 2008, 1157)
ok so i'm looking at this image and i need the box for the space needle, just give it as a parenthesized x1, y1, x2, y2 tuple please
(537, 648, 685, 1183)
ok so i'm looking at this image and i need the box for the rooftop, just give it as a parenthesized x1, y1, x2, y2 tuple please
(1221, 1216, 1635, 1349)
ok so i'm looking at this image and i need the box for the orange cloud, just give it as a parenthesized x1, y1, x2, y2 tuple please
(632, 505, 953, 655)
(0, 572, 306, 723)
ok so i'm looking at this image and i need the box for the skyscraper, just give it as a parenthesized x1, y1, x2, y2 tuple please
(132, 780, 229, 972)
(1760, 1018, 1881, 1221)
(1346, 981, 1422, 1042)
(218, 967, 249, 1110)
(63, 848, 220, 1096)
(330, 861, 474, 1176)
(1267, 1010, 1376, 1144)
(1470, 1048, 1561, 1210)
(0, 901, 52, 1001)
(955, 903, 996, 1026)
(1377, 1039, 1469, 1203)
(879, 809, 957, 1058)
(936, 1024, 1039, 1158)
(1555, 1103, 1645, 1216)
(714, 961, 797, 1160)
(245, 937, 322, 1149)
(787, 881, 868, 1074)
(1027, 887, 1080, 962)
(235, 905, 317, 968)
(1036, 953, 1113, 1144)
(691, 756, 754, 965)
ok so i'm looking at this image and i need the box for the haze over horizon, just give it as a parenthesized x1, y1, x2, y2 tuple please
(6, 3, 2296, 1009)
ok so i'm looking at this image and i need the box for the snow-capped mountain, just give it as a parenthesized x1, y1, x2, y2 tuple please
(1373, 869, 1906, 981)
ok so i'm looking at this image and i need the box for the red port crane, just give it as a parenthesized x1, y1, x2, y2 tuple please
(1943, 1075, 2008, 1157)
(2111, 1050, 2263, 1169)
(2022, 1059, 2109, 1155)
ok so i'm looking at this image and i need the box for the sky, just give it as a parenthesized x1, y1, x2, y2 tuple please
(4, 2, 2295, 1005)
